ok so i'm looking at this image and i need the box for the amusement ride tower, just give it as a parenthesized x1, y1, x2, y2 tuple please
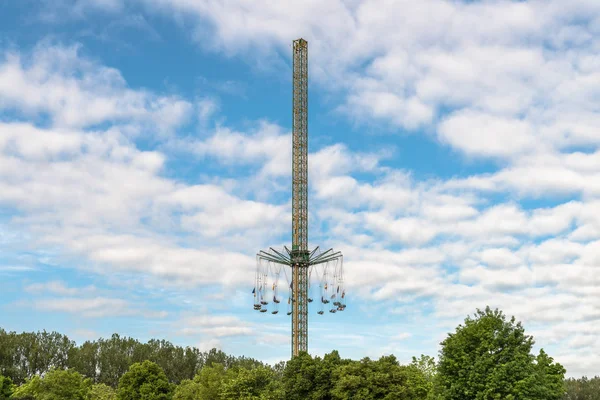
(253, 39, 346, 357)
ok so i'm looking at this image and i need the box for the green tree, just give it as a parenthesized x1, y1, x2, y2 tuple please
(220, 366, 281, 400)
(98, 335, 140, 388)
(9, 375, 40, 400)
(563, 376, 600, 400)
(410, 355, 438, 399)
(437, 306, 565, 400)
(87, 384, 116, 400)
(410, 355, 436, 382)
(0, 375, 14, 400)
(0, 329, 74, 385)
(311, 351, 347, 400)
(172, 379, 201, 400)
(116, 361, 173, 400)
(282, 352, 318, 400)
(69, 341, 100, 383)
(11, 368, 92, 400)
(193, 363, 228, 400)
(331, 355, 428, 400)
(515, 349, 565, 399)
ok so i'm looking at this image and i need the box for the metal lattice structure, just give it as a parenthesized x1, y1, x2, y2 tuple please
(291, 38, 310, 356)
(253, 39, 346, 358)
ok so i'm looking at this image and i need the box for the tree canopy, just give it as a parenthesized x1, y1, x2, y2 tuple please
(563, 376, 600, 400)
(0, 376, 14, 400)
(437, 306, 565, 400)
(116, 361, 174, 400)
(87, 383, 116, 400)
(0, 329, 259, 388)
(11, 368, 91, 400)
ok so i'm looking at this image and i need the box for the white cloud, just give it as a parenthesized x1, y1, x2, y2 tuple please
(392, 332, 412, 341)
(0, 43, 195, 132)
(184, 121, 290, 177)
(34, 297, 131, 317)
(32, 0, 600, 159)
(179, 314, 254, 338)
(0, 266, 38, 272)
(72, 329, 99, 340)
(438, 111, 536, 158)
(25, 280, 96, 295)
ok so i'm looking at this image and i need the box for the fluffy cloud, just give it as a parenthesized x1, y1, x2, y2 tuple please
(25, 280, 96, 295)
(34, 297, 131, 318)
(179, 315, 253, 338)
(126, 0, 600, 206)
(0, 45, 285, 290)
(0, 43, 196, 132)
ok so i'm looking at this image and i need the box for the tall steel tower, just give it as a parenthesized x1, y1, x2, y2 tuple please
(253, 39, 346, 357)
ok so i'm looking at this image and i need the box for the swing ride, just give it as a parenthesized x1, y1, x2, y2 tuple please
(253, 247, 347, 317)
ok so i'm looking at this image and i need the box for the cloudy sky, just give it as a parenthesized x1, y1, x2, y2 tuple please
(1, 0, 600, 376)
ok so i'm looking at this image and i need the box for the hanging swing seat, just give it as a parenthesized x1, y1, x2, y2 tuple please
(271, 311, 278, 315)
(329, 309, 337, 313)
(308, 298, 313, 302)
(260, 309, 267, 313)
(317, 311, 324, 315)
(287, 311, 292, 315)
(260, 301, 268, 305)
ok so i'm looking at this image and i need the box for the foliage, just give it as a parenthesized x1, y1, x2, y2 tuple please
(410, 354, 437, 398)
(87, 383, 116, 400)
(0, 375, 14, 400)
(330, 355, 429, 400)
(0, 328, 261, 388)
(410, 354, 436, 383)
(515, 349, 566, 399)
(116, 361, 174, 400)
(437, 306, 565, 399)
(220, 366, 282, 400)
(11, 368, 92, 400)
(0, 329, 73, 385)
(171, 379, 201, 400)
(563, 376, 600, 400)
(192, 363, 228, 399)
(281, 352, 318, 399)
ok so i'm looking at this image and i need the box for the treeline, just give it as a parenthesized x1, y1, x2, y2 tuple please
(0, 307, 597, 399)
(0, 329, 261, 387)
(1, 350, 430, 400)
(564, 377, 600, 400)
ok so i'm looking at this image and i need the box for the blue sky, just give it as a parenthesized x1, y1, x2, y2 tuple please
(1, 0, 600, 376)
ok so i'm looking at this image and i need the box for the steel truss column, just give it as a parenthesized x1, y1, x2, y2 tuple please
(291, 38, 309, 357)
